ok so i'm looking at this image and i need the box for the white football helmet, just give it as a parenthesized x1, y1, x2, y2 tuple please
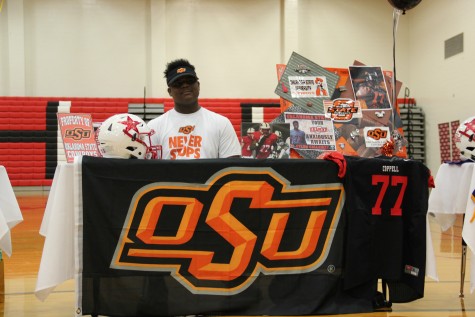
(96, 113, 160, 159)
(454, 116, 475, 161)
(247, 127, 255, 134)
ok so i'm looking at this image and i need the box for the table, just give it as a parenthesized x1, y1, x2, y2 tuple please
(0, 166, 24, 303)
(35, 162, 75, 301)
(0, 166, 23, 257)
(35, 156, 437, 316)
(428, 162, 475, 294)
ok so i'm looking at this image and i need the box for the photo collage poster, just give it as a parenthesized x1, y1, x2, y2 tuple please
(273, 54, 407, 159)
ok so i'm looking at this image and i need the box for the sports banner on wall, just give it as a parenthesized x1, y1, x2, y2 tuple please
(76, 156, 375, 317)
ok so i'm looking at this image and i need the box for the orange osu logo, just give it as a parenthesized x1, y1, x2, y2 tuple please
(111, 168, 344, 295)
(65, 128, 91, 140)
(179, 125, 195, 134)
(326, 98, 359, 122)
(367, 128, 388, 140)
(177, 67, 186, 73)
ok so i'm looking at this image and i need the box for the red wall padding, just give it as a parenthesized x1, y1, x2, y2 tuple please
(0, 97, 280, 187)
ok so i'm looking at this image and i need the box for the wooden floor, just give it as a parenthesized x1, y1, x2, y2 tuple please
(0, 190, 474, 317)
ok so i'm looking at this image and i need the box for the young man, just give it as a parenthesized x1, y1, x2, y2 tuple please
(241, 127, 256, 158)
(253, 122, 278, 159)
(290, 120, 306, 145)
(271, 130, 290, 159)
(148, 59, 241, 159)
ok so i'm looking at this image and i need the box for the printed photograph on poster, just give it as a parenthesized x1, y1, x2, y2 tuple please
(274, 52, 339, 114)
(241, 122, 290, 159)
(57, 113, 101, 163)
(284, 112, 336, 151)
(349, 66, 392, 109)
(363, 126, 391, 148)
(288, 76, 330, 98)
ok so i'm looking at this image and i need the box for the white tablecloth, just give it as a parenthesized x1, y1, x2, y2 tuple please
(428, 162, 475, 293)
(35, 162, 76, 301)
(0, 166, 24, 257)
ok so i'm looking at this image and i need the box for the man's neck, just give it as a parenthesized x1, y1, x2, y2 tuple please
(174, 103, 201, 114)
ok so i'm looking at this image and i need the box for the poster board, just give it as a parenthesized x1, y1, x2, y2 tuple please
(275, 52, 339, 114)
(57, 113, 101, 163)
(273, 54, 407, 159)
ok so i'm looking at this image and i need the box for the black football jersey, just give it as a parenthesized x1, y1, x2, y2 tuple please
(342, 156, 430, 303)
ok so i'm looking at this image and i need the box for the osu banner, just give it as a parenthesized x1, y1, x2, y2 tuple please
(77, 157, 375, 316)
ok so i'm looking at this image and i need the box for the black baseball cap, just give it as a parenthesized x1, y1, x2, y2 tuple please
(167, 66, 198, 86)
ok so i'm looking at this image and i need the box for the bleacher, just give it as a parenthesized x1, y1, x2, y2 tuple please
(0, 97, 280, 186)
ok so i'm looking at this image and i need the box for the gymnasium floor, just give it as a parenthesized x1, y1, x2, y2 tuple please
(0, 190, 473, 317)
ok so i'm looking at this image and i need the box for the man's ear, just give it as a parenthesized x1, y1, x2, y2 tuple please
(167, 87, 172, 96)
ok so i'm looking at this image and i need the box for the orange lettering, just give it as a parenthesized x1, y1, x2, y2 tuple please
(169, 136, 187, 147)
(111, 169, 344, 295)
(189, 135, 202, 147)
(169, 148, 180, 159)
(186, 146, 195, 157)
(137, 197, 203, 245)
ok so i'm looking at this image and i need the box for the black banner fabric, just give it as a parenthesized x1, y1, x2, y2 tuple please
(78, 157, 374, 316)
